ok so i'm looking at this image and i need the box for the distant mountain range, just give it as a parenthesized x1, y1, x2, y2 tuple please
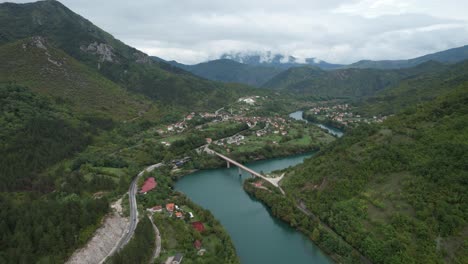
(155, 45, 468, 88)
(261, 60, 452, 98)
(346, 45, 468, 69)
(153, 57, 283, 87)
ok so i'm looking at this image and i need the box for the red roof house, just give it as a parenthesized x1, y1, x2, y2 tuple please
(140, 177, 157, 193)
(191, 221, 205, 232)
(166, 203, 175, 212)
(194, 240, 202, 249)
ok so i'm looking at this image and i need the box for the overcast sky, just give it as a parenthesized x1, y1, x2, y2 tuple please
(6, 0, 468, 64)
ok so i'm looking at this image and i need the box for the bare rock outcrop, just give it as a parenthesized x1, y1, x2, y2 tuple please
(80, 42, 116, 63)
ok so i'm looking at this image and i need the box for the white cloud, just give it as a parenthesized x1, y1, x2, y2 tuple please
(3, 0, 468, 64)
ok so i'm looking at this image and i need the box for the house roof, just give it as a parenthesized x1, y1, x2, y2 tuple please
(141, 177, 157, 193)
(191, 221, 205, 232)
(152, 205, 162, 210)
(175, 212, 183, 218)
(194, 240, 202, 249)
(166, 203, 175, 211)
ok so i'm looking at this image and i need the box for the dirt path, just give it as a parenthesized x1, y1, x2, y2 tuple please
(66, 198, 129, 264)
(148, 215, 162, 261)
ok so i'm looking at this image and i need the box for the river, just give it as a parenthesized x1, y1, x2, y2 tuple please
(175, 153, 332, 264)
(289, 111, 344, 137)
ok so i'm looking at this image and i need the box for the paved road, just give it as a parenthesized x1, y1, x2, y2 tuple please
(102, 163, 163, 262)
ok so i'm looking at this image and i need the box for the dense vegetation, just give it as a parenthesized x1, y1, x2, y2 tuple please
(0, 192, 109, 263)
(248, 85, 468, 263)
(261, 60, 453, 99)
(261, 65, 405, 97)
(0, 84, 94, 191)
(356, 60, 468, 116)
(0, 0, 258, 111)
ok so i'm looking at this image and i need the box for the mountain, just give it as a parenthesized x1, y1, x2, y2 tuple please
(220, 51, 343, 70)
(0, 37, 157, 120)
(261, 65, 404, 98)
(347, 45, 468, 69)
(247, 68, 468, 263)
(261, 60, 452, 98)
(357, 60, 468, 115)
(0, 0, 255, 111)
(153, 58, 283, 87)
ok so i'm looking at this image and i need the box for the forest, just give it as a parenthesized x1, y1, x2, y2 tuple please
(246, 85, 468, 263)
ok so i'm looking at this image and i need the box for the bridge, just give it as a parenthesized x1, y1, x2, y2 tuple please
(205, 147, 285, 194)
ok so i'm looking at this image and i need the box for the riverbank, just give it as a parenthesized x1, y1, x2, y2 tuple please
(243, 178, 366, 263)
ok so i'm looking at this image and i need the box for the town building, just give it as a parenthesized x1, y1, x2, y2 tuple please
(140, 177, 157, 193)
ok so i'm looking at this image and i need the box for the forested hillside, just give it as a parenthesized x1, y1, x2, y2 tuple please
(271, 85, 467, 263)
(0, 0, 255, 110)
(356, 60, 468, 116)
(261, 60, 449, 99)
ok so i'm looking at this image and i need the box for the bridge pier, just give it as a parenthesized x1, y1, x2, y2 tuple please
(227, 161, 230, 168)
(238, 167, 242, 176)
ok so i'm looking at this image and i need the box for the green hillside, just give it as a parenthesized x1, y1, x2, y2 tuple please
(0, 0, 255, 110)
(357, 60, 468, 115)
(261, 66, 405, 98)
(261, 61, 450, 99)
(346, 45, 468, 69)
(0, 37, 158, 120)
(159, 58, 283, 87)
(248, 81, 468, 263)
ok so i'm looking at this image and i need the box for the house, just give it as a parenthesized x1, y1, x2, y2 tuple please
(194, 240, 202, 250)
(206, 138, 212, 144)
(147, 205, 163, 213)
(191, 221, 205, 232)
(188, 212, 194, 218)
(140, 177, 157, 193)
(175, 212, 183, 218)
(166, 203, 175, 212)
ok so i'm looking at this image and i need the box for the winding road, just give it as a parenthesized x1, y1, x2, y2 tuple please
(102, 163, 163, 263)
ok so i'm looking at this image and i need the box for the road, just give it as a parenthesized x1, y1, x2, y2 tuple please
(101, 163, 163, 263)
(149, 215, 162, 261)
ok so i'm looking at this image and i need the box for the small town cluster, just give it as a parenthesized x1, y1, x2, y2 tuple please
(307, 103, 387, 126)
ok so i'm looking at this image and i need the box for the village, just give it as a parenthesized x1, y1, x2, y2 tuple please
(305, 103, 387, 127)
(154, 95, 297, 151)
(137, 169, 230, 264)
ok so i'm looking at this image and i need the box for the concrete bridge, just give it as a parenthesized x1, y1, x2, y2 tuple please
(205, 147, 285, 194)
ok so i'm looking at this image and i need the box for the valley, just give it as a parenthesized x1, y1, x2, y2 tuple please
(0, 1, 467, 264)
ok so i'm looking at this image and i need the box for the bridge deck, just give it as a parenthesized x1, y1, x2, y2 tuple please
(211, 150, 284, 191)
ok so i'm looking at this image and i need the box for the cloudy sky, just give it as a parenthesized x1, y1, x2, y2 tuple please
(7, 0, 468, 64)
